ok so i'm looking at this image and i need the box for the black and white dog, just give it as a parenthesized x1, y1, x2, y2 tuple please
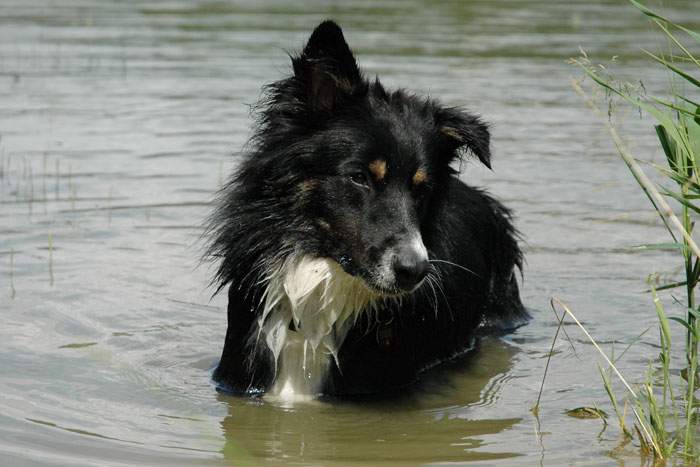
(207, 21, 527, 399)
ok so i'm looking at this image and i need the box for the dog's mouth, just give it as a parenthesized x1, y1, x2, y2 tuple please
(364, 275, 429, 297)
(364, 282, 406, 298)
(334, 254, 426, 298)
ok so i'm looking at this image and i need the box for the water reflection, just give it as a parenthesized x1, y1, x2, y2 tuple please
(219, 338, 521, 465)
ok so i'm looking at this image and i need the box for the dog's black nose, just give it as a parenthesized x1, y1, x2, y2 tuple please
(393, 253, 430, 291)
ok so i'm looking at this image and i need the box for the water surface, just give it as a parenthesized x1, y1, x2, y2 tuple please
(2, 0, 699, 465)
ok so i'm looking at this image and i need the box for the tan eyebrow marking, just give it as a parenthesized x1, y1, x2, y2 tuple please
(296, 180, 318, 206)
(299, 179, 318, 192)
(412, 169, 427, 185)
(368, 159, 387, 181)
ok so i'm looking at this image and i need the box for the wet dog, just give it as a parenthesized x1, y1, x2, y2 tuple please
(206, 21, 527, 399)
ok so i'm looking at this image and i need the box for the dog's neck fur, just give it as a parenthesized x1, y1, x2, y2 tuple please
(257, 255, 378, 401)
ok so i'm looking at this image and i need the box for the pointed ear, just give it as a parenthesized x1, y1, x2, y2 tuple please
(435, 108, 491, 169)
(293, 20, 362, 111)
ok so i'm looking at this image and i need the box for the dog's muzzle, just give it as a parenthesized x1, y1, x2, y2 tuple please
(392, 236, 429, 292)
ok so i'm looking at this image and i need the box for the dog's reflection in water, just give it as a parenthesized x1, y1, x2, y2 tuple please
(217, 338, 522, 466)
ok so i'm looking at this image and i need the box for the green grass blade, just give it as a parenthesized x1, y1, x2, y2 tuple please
(652, 286, 673, 351)
(656, 125, 677, 171)
(680, 95, 700, 110)
(651, 98, 700, 118)
(681, 108, 700, 160)
(645, 280, 688, 293)
(630, 0, 700, 44)
(642, 50, 700, 89)
(669, 316, 696, 337)
(598, 363, 631, 437)
(648, 17, 700, 69)
(662, 188, 700, 215)
(687, 307, 700, 320)
(650, 163, 700, 194)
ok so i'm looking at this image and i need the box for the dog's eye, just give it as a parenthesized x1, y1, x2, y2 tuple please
(348, 172, 370, 188)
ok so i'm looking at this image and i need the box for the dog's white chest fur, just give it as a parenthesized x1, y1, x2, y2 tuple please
(258, 256, 376, 400)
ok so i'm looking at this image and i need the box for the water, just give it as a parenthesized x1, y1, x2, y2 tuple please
(1, 0, 699, 465)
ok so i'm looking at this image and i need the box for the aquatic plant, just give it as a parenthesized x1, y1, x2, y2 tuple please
(548, 0, 700, 461)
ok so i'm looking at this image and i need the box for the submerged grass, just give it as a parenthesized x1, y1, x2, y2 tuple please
(537, 298, 694, 461)
(535, 0, 700, 462)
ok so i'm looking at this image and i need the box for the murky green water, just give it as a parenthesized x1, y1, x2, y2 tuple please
(2, 0, 699, 465)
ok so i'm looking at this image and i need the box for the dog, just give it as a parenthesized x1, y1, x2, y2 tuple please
(206, 20, 527, 399)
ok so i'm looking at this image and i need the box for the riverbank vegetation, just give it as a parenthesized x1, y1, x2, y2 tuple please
(538, 0, 700, 462)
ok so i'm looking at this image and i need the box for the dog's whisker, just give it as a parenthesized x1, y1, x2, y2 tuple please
(425, 273, 440, 318)
(429, 259, 480, 278)
(431, 271, 454, 322)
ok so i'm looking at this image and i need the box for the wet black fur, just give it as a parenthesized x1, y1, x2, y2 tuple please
(206, 21, 528, 396)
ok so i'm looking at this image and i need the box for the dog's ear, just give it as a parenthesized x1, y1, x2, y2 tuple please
(294, 20, 362, 111)
(435, 108, 491, 169)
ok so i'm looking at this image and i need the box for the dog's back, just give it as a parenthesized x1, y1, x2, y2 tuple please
(207, 21, 527, 398)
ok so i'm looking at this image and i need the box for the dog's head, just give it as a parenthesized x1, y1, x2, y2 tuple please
(259, 21, 491, 295)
